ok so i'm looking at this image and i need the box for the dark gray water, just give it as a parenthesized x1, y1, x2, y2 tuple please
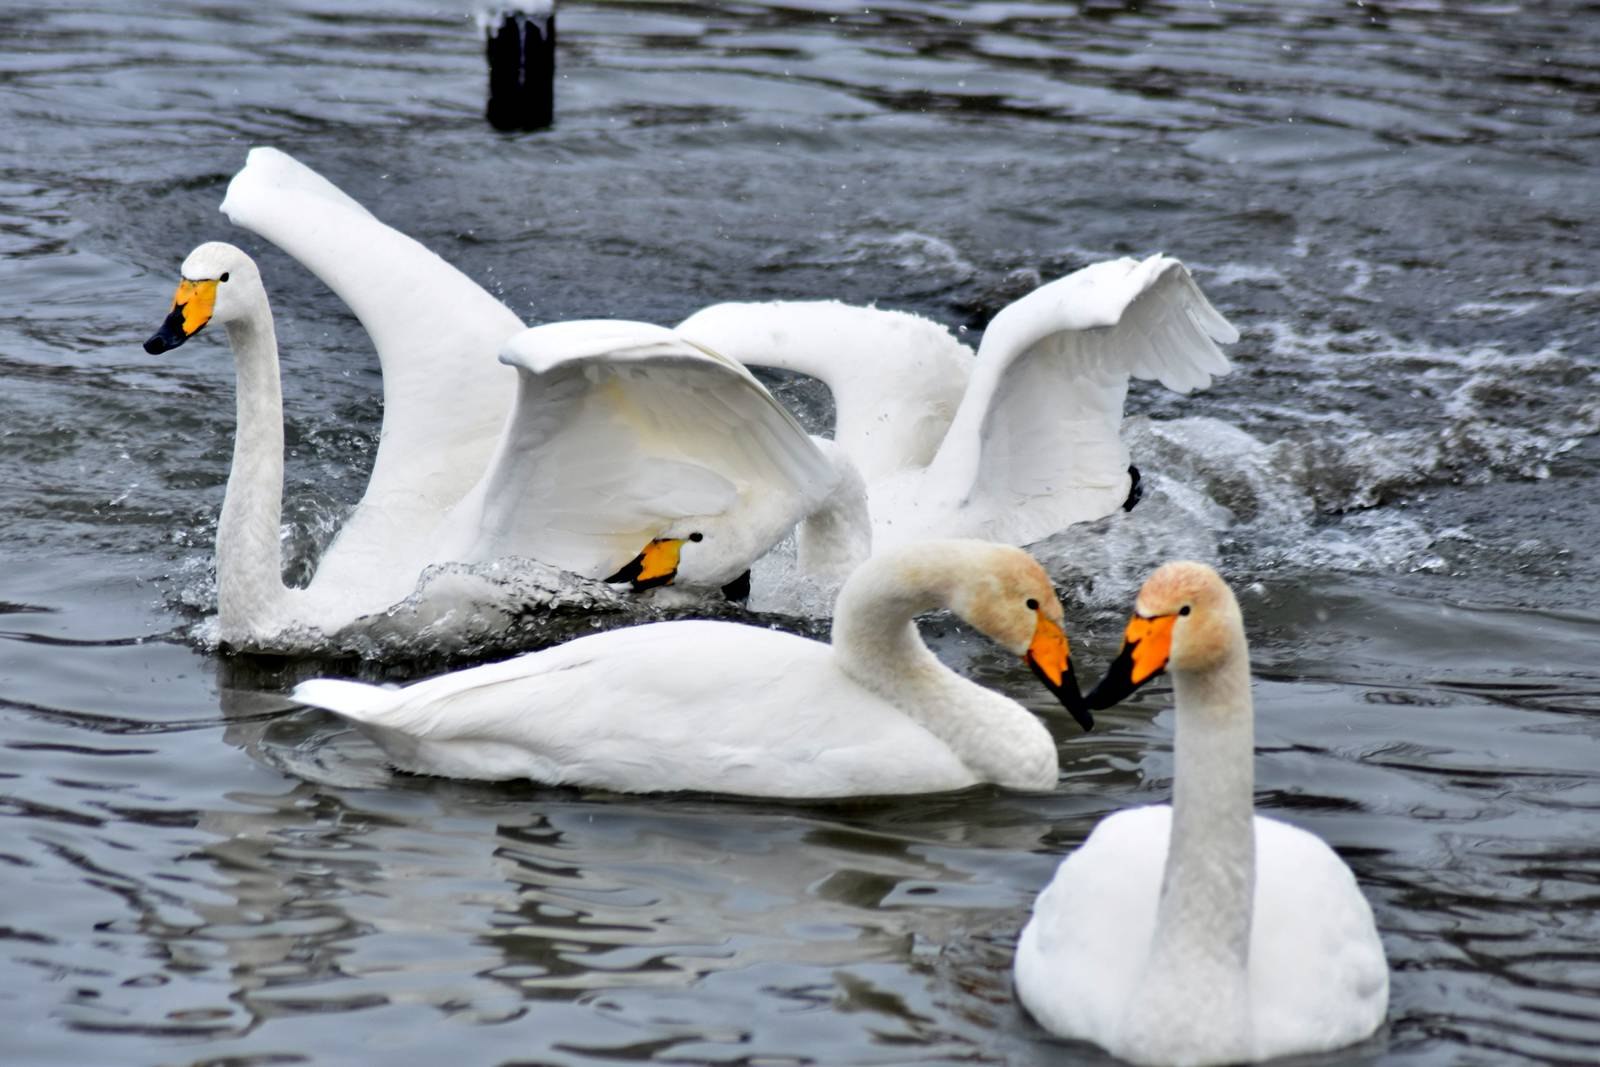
(4, 1, 1600, 1063)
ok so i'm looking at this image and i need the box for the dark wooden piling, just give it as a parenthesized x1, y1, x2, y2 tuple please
(484, 3, 556, 132)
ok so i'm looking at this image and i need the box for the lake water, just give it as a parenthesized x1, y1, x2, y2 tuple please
(3, 1, 1599, 1063)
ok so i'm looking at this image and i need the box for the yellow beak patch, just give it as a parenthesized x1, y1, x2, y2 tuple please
(1024, 612, 1070, 688)
(634, 537, 684, 584)
(603, 536, 687, 590)
(172, 278, 218, 337)
(1122, 612, 1177, 685)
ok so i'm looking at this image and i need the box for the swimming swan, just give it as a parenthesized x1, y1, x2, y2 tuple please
(143, 244, 863, 641)
(292, 539, 1095, 797)
(142, 145, 522, 646)
(146, 150, 867, 645)
(677, 256, 1237, 550)
(1013, 561, 1388, 1065)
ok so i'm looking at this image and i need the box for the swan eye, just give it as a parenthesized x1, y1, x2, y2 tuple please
(688, 532, 704, 543)
(219, 272, 230, 282)
(1179, 605, 1191, 616)
(1025, 598, 1039, 611)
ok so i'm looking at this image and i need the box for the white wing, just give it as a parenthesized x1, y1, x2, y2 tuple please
(219, 147, 522, 530)
(925, 255, 1236, 543)
(1249, 817, 1390, 1059)
(677, 300, 973, 486)
(438, 320, 839, 582)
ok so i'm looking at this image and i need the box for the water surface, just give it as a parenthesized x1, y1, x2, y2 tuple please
(3, 2, 1600, 1064)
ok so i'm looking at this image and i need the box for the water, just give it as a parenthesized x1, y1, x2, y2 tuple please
(3, 1, 1600, 1062)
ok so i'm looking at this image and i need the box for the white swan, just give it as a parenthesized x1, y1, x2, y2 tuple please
(144, 244, 867, 640)
(217, 146, 524, 584)
(1013, 561, 1388, 1066)
(291, 539, 1096, 797)
(676, 255, 1237, 550)
(146, 150, 870, 645)
(144, 240, 495, 644)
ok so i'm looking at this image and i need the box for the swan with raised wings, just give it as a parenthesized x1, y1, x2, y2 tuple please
(1013, 561, 1388, 1065)
(145, 149, 865, 646)
(292, 539, 1094, 797)
(677, 255, 1237, 551)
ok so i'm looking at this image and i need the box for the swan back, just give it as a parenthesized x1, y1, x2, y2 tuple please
(1015, 808, 1389, 1064)
(295, 618, 1022, 797)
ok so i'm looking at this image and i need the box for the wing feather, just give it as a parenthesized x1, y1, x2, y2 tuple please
(450, 321, 836, 578)
(926, 255, 1235, 542)
(677, 300, 973, 485)
(220, 147, 522, 523)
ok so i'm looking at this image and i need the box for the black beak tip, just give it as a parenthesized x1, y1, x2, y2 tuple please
(1028, 656, 1094, 732)
(143, 334, 168, 355)
(603, 555, 644, 585)
(1084, 682, 1120, 713)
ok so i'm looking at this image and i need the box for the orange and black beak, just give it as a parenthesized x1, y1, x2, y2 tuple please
(604, 535, 692, 591)
(1086, 612, 1178, 710)
(144, 278, 218, 355)
(1024, 612, 1093, 731)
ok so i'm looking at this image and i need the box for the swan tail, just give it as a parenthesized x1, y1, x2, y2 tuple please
(294, 678, 402, 724)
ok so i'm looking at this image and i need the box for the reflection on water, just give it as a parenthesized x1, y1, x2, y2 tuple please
(4, 1, 1600, 1063)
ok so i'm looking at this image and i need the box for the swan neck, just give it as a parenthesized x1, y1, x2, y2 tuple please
(216, 311, 290, 637)
(796, 448, 872, 579)
(1138, 636, 1257, 1025)
(829, 553, 945, 680)
(826, 543, 1054, 790)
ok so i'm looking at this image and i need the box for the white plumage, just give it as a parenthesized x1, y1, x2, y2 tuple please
(293, 540, 1087, 798)
(431, 320, 856, 590)
(150, 149, 865, 647)
(1016, 807, 1389, 1064)
(677, 254, 1237, 551)
(1013, 561, 1388, 1065)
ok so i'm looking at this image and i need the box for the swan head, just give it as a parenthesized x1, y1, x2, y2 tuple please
(603, 531, 705, 592)
(144, 242, 262, 354)
(601, 518, 771, 601)
(1085, 560, 1242, 709)
(601, 527, 761, 603)
(938, 543, 1092, 731)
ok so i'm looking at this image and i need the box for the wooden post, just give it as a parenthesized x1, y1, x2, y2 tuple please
(482, 3, 556, 132)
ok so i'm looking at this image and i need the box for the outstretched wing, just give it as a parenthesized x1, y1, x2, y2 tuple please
(220, 147, 522, 523)
(677, 300, 973, 486)
(926, 255, 1236, 542)
(441, 320, 838, 580)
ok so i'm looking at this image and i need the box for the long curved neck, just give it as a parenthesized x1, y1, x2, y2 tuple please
(796, 440, 872, 580)
(215, 303, 291, 639)
(829, 548, 948, 686)
(1126, 630, 1257, 1052)
(827, 543, 1053, 789)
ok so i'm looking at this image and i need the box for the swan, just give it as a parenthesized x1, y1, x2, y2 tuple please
(145, 149, 870, 646)
(216, 146, 524, 583)
(144, 244, 867, 640)
(1012, 561, 1388, 1066)
(676, 255, 1237, 550)
(141, 144, 522, 646)
(291, 539, 1096, 797)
